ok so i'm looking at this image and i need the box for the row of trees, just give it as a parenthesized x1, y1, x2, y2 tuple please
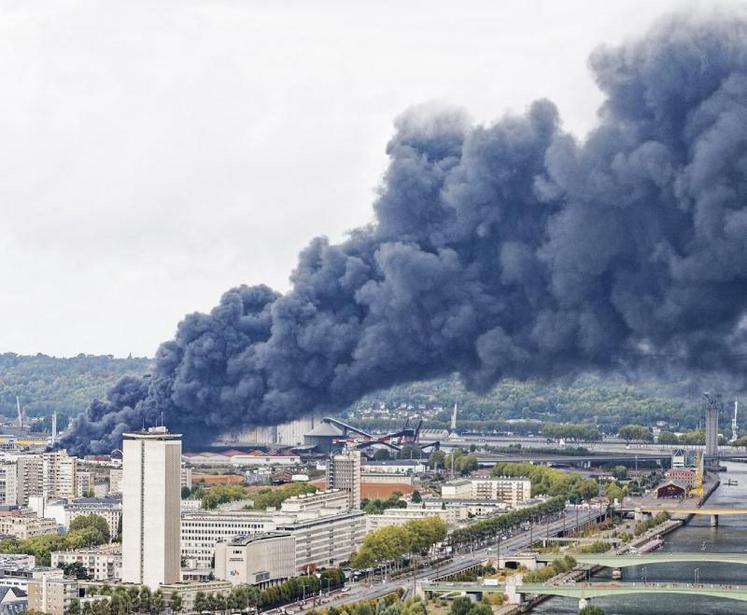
(350, 517, 448, 569)
(449, 496, 567, 545)
(321, 592, 413, 615)
(256, 569, 345, 610)
(448, 596, 493, 615)
(70, 585, 180, 615)
(490, 462, 598, 502)
(0, 514, 111, 566)
(193, 484, 249, 510)
(246, 483, 318, 510)
(542, 423, 601, 442)
(79, 571, 345, 615)
(427, 450, 478, 475)
(361, 493, 407, 515)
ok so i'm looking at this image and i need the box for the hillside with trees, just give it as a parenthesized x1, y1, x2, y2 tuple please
(0, 351, 733, 436)
(344, 372, 725, 433)
(0, 353, 151, 419)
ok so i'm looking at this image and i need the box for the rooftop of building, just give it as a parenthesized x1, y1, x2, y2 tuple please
(223, 532, 291, 546)
(122, 427, 182, 440)
(363, 459, 423, 467)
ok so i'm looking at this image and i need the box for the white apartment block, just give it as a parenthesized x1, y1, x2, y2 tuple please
(121, 428, 181, 589)
(441, 477, 531, 506)
(51, 544, 121, 581)
(326, 449, 361, 510)
(0, 463, 17, 505)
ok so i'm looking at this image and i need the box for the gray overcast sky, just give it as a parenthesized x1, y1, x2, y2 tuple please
(0, 0, 730, 358)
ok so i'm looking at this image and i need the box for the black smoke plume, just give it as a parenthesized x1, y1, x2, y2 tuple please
(61, 13, 747, 454)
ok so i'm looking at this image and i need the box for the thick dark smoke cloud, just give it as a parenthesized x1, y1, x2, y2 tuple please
(61, 13, 747, 454)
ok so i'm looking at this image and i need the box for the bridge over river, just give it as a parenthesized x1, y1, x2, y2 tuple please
(422, 580, 747, 608)
(536, 552, 747, 568)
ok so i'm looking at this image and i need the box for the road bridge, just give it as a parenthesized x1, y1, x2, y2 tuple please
(422, 581, 747, 609)
(626, 506, 747, 526)
(536, 552, 747, 568)
(475, 453, 672, 467)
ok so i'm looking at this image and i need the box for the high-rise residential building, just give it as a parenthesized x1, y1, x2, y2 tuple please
(108, 468, 123, 494)
(44, 451, 77, 500)
(15, 455, 44, 505)
(325, 448, 361, 510)
(14, 452, 78, 504)
(0, 463, 18, 505)
(121, 427, 181, 589)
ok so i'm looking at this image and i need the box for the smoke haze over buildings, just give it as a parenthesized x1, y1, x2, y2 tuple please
(61, 13, 747, 454)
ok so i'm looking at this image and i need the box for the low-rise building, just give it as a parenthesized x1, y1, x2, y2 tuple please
(360, 471, 414, 486)
(278, 489, 348, 513)
(51, 544, 121, 581)
(0, 566, 63, 593)
(159, 581, 232, 613)
(279, 509, 365, 573)
(0, 511, 59, 539)
(27, 576, 78, 615)
(365, 506, 457, 532)
(441, 477, 531, 506)
(65, 497, 121, 539)
(181, 502, 365, 573)
(181, 511, 278, 568)
(215, 533, 295, 586)
(362, 460, 427, 474)
(182, 451, 302, 468)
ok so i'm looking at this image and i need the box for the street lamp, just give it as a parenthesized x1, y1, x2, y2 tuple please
(641, 566, 647, 585)
(694, 568, 700, 586)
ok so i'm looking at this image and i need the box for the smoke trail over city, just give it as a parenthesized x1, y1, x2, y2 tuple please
(61, 13, 747, 454)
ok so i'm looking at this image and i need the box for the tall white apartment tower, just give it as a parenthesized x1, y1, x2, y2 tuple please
(326, 448, 361, 510)
(122, 427, 182, 589)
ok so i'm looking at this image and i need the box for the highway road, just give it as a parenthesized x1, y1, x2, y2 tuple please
(290, 505, 606, 614)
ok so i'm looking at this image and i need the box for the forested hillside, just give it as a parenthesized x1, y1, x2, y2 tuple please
(0, 350, 726, 434)
(346, 372, 718, 433)
(0, 353, 151, 418)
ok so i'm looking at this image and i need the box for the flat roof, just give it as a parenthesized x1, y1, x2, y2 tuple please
(123, 430, 182, 441)
(225, 532, 291, 546)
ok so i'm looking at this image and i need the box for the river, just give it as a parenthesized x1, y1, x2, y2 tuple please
(530, 461, 747, 614)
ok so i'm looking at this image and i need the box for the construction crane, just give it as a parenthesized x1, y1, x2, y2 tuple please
(690, 449, 704, 498)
